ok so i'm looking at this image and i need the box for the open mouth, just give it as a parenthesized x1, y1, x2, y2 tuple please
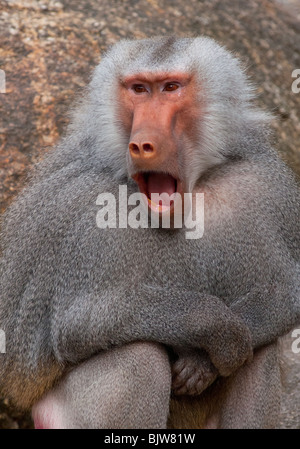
(132, 172, 182, 214)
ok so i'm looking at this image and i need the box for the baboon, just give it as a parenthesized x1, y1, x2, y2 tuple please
(0, 36, 299, 428)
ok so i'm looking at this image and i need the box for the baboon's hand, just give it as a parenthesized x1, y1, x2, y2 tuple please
(172, 349, 218, 396)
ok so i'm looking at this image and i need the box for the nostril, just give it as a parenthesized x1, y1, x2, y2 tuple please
(129, 143, 140, 155)
(142, 143, 154, 153)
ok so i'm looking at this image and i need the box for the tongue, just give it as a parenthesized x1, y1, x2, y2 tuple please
(147, 173, 176, 205)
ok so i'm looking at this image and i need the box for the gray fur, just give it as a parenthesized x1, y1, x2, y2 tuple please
(0, 36, 299, 428)
(32, 342, 171, 429)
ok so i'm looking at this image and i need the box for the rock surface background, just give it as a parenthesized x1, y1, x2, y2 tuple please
(0, 0, 299, 429)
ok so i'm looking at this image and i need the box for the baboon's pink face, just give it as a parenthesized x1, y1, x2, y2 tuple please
(118, 72, 200, 215)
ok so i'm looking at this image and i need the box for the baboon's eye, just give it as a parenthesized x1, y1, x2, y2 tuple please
(132, 84, 148, 94)
(163, 83, 180, 92)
